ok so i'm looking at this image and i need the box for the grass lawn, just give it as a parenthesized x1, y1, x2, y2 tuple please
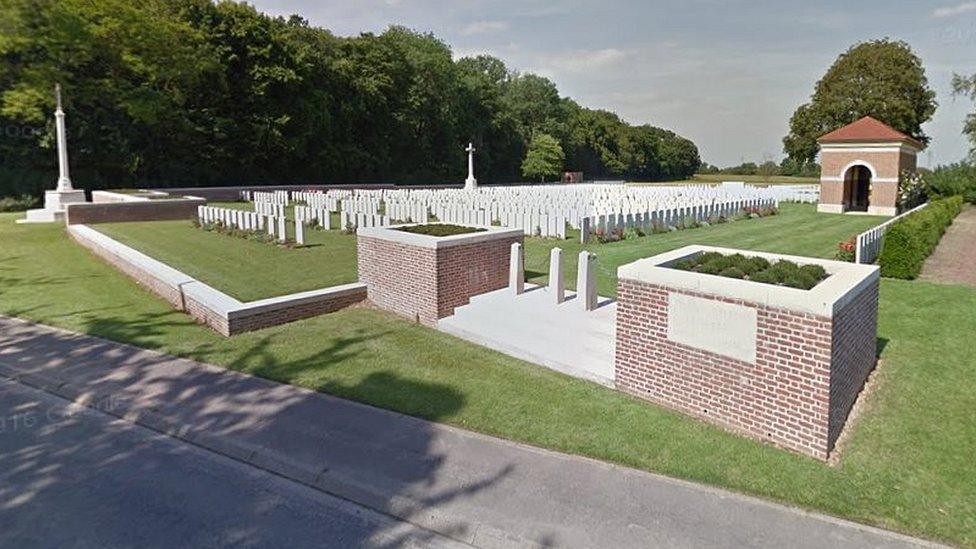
(94, 205, 355, 302)
(522, 203, 887, 297)
(93, 203, 880, 302)
(1, 210, 974, 546)
(632, 174, 821, 186)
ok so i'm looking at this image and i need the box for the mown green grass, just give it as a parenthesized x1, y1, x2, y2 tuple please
(1, 211, 973, 546)
(522, 203, 886, 297)
(94, 207, 356, 301)
(633, 174, 821, 186)
(93, 203, 881, 302)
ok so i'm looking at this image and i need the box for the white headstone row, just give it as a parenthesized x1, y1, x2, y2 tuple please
(198, 206, 266, 232)
(255, 202, 286, 217)
(578, 197, 776, 242)
(338, 211, 394, 230)
(234, 183, 789, 240)
(293, 205, 333, 230)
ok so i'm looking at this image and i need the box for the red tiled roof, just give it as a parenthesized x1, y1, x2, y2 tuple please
(817, 116, 924, 149)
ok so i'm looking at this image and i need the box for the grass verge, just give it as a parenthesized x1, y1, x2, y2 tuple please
(1, 210, 972, 545)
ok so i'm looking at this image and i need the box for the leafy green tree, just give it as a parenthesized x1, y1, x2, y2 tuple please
(783, 39, 937, 163)
(0, 0, 703, 194)
(952, 73, 976, 160)
(521, 132, 564, 182)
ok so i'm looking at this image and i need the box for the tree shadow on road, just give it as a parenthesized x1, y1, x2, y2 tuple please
(0, 317, 531, 546)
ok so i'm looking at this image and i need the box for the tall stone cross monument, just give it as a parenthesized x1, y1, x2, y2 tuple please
(464, 142, 478, 190)
(21, 83, 87, 223)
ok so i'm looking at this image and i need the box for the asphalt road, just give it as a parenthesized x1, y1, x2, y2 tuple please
(0, 378, 463, 549)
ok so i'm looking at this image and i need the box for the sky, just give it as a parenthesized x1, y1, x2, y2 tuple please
(250, 0, 976, 168)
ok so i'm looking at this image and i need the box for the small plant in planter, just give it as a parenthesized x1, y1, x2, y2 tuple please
(672, 252, 829, 290)
(395, 223, 487, 237)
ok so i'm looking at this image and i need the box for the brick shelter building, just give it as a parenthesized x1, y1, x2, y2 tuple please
(816, 116, 924, 216)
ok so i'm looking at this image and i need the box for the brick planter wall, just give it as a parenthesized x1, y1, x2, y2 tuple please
(614, 246, 879, 460)
(69, 224, 365, 336)
(66, 197, 206, 225)
(357, 225, 523, 326)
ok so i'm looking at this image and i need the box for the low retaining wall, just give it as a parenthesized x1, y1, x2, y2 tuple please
(357, 224, 523, 326)
(614, 245, 879, 460)
(66, 197, 206, 225)
(69, 225, 365, 335)
(91, 190, 173, 203)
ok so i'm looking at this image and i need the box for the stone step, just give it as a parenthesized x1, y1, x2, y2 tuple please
(439, 285, 616, 387)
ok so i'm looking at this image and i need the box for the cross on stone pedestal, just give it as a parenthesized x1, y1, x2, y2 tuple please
(464, 142, 477, 190)
(19, 83, 87, 223)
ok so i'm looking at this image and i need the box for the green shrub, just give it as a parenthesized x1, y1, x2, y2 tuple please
(719, 266, 746, 279)
(748, 269, 780, 285)
(879, 196, 964, 279)
(800, 264, 827, 280)
(397, 224, 487, 237)
(673, 253, 827, 289)
(927, 163, 975, 204)
(0, 194, 40, 212)
(739, 256, 770, 275)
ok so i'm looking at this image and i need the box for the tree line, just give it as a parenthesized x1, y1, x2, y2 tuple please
(0, 0, 701, 197)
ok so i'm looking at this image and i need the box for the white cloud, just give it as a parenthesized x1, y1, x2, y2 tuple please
(529, 48, 628, 75)
(458, 20, 510, 36)
(932, 2, 976, 18)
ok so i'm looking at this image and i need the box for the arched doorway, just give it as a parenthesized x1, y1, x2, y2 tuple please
(843, 165, 871, 212)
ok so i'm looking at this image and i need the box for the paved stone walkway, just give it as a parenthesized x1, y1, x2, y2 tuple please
(920, 206, 976, 286)
(0, 316, 940, 548)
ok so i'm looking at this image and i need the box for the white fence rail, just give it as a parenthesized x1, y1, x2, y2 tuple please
(855, 202, 929, 264)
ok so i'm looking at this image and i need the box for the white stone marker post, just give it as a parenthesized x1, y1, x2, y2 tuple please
(549, 247, 565, 304)
(295, 216, 305, 245)
(464, 142, 477, 190)
(277, 215, 287, 243)
(577, 251, 597, 311)
(509, 242, 524, 295)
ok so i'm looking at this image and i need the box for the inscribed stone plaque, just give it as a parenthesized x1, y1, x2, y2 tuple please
(667, 293, 757, 363)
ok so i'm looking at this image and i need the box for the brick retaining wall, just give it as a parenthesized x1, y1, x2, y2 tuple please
(357, 226, 522, 326)
(69, 224, 365, 336)
(614, 246, 879, 460)
(66, 198, 206, 225)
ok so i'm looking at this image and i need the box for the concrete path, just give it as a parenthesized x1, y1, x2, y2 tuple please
(438, 284, 616, 387)
(920, 205, 976, 286)
(0, 377, 461, 548)
(0, 316, 939, 548)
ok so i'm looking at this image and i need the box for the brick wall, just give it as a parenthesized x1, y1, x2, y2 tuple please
(820, 150, 902, 180)
(70, 225, 365, 336)
(615, 279, 878, 460)
(357, 233, 521, 326)
(827, 278, 879, 447)
(66, 198, 205, 225)
(70, 228, 187, 309)
(227, 289, 366, 335)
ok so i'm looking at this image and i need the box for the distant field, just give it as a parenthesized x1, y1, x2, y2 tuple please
(631, 174, 820, 186)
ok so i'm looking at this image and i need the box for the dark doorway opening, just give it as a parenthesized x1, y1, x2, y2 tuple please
(843, 165, 871, 212)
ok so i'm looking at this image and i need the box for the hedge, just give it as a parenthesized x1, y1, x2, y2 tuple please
(879, 196, 965, 279)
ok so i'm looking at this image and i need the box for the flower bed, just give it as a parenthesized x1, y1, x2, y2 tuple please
(395, 223, 486, 237)
(670, 251, 828, 289)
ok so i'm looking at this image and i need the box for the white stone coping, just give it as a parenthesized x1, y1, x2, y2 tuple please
(227, 283, 366, 320)
(70, 224, 196, 289)
(91, 190, 200, 202)
(617, 245, 879, 316)
(357, 223, 523, 249)
(69, 224, 365, 324)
